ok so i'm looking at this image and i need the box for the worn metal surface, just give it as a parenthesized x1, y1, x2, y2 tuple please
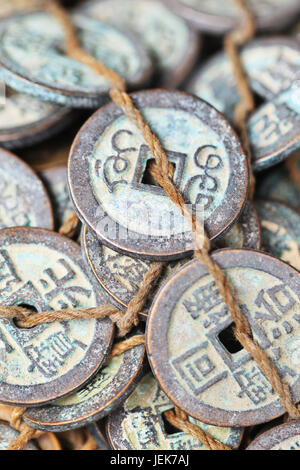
(164, 0, 300, 34)
(0, 148, 54, 230)
(107, 373, 243, 450)
(23, 338, 145, 431)
(255, 200, 300, 271)
(77, 0, 200, 88)
(88, 421, 111, 450)
(146, 249, 300, 427)
(69, 90, 248, 261)
(247, 422, 300, 450)
(0, 227, 114, 406)
(0, 11, 152, 108)
(0, 421, 37, 450)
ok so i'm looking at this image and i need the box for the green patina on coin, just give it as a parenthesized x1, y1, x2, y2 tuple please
(147, 249, 300, 427)
(247, 422, 300, 450)
(0, 421, 38, 450)
(107, 373, 243, 450)
(78, 0, 200, 88)
(0, 227, 114, 406)
(0, 11, 152, 107)
(0, 148, 54, 230)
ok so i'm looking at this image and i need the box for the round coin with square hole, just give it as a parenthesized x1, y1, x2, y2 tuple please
(247, 422, 300, 450)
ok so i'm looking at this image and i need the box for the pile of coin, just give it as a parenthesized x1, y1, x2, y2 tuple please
(0, 0, 299, 451)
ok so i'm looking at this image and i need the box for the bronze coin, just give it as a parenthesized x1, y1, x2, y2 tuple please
(106, 373, 244, 450)
(247, 421, 300, 450)
(0, 227, 114, 406)
(0, 11, 152, 108)
(69, 89, 248, 261)
(23, 337, 145, 431)
(146, 249, 300, 427)
(0, 420, 38, 450)
(0, 148, 54, 230)
(77, 0, 200, 88)
(88, 422, 111, 450)
(164, 0, 300, 34)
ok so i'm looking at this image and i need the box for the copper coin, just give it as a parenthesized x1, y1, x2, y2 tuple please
(188, 38, 300, 123)
(247, 421, 300, 450)
(0, 421, 38, 450)
(255, 200, 300, 271)
(23, 337, 145, 431)
(0, 227, 114, 406)
(0, 11, 152, 108)
(77, 0, 200, 88)
(88, 422, 111, 450)
(0, 148, 54, 230)
(69, 89, 248, 261)
(146, 249, 300, 427)
(107, 373, 243, 450)
(164, 0, 300, 34)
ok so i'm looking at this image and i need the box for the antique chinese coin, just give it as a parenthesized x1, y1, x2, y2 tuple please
(247, 422, 300, 450)
(0, 421, 38, 450)
(0, 148, 54, 230)
(78, 0, 200, 88)
(23, 336, 145, 431)
(0, 227, 114, 406)
(164, 0, 300, 34)
(147, 249, 300, 427)
(88, 422, 110, 450)
(107, 373, 243, 450)
(0, 12, 152, 108)
(69, 90, 248, 261)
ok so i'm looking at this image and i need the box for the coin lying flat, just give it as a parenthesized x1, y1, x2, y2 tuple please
(78, 0, 200, 88)
(0, 12, 152, 108)
(69, 90, 248, 261)
(255, 200, 300, 271)
(146, 249, 300, 427)
(0, 227, 114, 406)
(107, 373, 243, 450)
(247, 422, 300, 450)
(0, 148, 54, 230)
(0, 421, 38, 450)
(164, 0, 300, 34)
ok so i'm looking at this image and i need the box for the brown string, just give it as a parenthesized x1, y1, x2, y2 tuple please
(59, 211, 80, 239)
(285, 150, 300, 194)
(8, 407, 43, 450)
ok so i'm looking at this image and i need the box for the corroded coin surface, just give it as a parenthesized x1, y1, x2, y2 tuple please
(69, 90, 248, 261)
(247, 422, 300, 450)
(0, 148, 54, 230)
(23, 338, 145, 431)
(0, 88, 72, 149)
(255, 200, 300, 271)
(88, 422, 111, 450)
(164, 0, 300, 33)
(146, 249, 300, 427)
(0, 12, 152, 107)
(107, 373, 243, 450)
(78, 0, 200, 88)
(0, 227, 114, 406)
(0, 421, 37, 450)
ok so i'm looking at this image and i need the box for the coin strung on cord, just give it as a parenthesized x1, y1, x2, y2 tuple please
(0, 12, 152, 108)
(77, 0, 200, 88)
(69, 90, 248, 261)
(255, 200, 300, 271)
(0, 148, 54, 230)
(23, 335, 145, 431)
(163, 0, 300, 34)
(146, 249, 300, 427)
(247, 422, 300, 450)
(106, 373, 244, 450)
(0, 421, 38, 450)
(0, 227, 114, 406)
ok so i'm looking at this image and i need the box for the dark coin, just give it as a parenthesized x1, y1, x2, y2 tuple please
(69, 90, 248, 261)
(107, 373, 244, 450)
(255, 200, 300, 271)
(146, 249, 300, 427)
(247, 422, 300, 450)
(78, 0, 200, 88)
(0, 227, 114, 406)
(0, 421, 38, 450)
(0, 11, 152, 108)
(0, 148, 54, 230)
(164, 0, 300, 34)
(23, 338, 145, 431)
(88, 422, 111, 450)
